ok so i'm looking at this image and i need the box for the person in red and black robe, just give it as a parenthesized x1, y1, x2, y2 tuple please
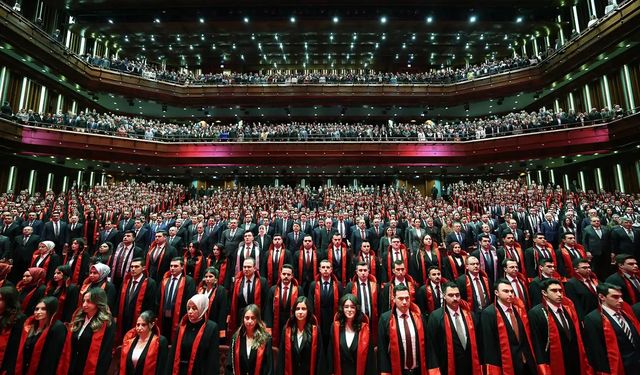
(345, 261, 379, 346)
(44, 265, 79, 322)
(564, 258, 599, 321)
(14, 296, 66, 375)
(145, 230, 177, 283)
(605, 254, 640, 305)
(583, 283, 640, 375)
(276, 296, 324, 375)
(380, 259, 417, 314)
(409, 235, 444, 285)
(443, 242, 468, 282)
(416, 266, 448, 315)
(501, 259, 531, 310)
(381, 236, 409, 283)
(116, 258, 157, 344)
(497, 231, 526, 279)
(479, 278, 537, 375)
(77, 263, 117, 314)
(261, 234, 292, 287)
(426, 282, 482, 375)
(528, 278, 591, 375)
(327, 293, 376, 375)
(157, 257, 196, 342)
(228, 257, 267, 336)
(293, 236, 319, 296)
(57, 287, 115, 375)
(352, 240, 382, 283)
(378, 284, 437, 375)
(226, 304, 273, 375)
(0, 286, 26, 374)
(16, 267, 46, 316)
(30, 241, 60, 282)
(307, 259, 343, 354)
(197, 266, 228, 331)
(207, 243, 232, 291)
(556, 232, 587, 278)
(184, 242, 206, 285)
(64, 238, 89, 286)
(325, 234, 352, 287)
(119, 310, 168, 375)
(168, 294, 219, 375)
(456, 256, 492, 315)
(265, 264, 298, 347)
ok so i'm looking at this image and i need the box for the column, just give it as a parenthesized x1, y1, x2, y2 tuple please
(62, 176, 68, 192)
(563, 174, 570, 190)
(622, 65, 636, 111)
(89, 171, 95, 187)
(602, 75, 612, 109)
(615, 164, 625, 193)
(595, 168, 604, 192)
(6, 166, 17, 193)
(27, 170, 37, 194)
(37, 86, 47, 113)
(549, 169, 556, 184)
(18, 77, 28, 110)
(46, 173, 54, 190)
(579, 171, 586, 191)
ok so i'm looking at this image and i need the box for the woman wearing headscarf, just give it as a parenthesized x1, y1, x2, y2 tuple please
(119, 310, 168, 375)
(14, 296, 67, 375)
(0, 262, 14, 288)
(45, 265, 79, 322)
(64, 238, 90, 286)
(78, 263, 116, 313)
(30, 241, 60, 282)
(16, 267, 46, 315)
(167, 294, 220, 375)
(226, 304, 273, 375)
(58, 287, 115, 375)
(0, 286, 26, 373)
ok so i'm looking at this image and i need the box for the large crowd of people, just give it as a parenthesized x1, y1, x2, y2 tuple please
(83, 54, 539, 86)
(0, 178, 639, 374)
(2, 104, 627, 142)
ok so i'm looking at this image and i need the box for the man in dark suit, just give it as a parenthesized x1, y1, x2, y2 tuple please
(298, 213, 312, 235)
(7, 226, 40, 282)
(0, 235, 10, 260)
(175, 218, 189, 245)
(157, 257, 197, 341)
(285, 223, 304, 253)
(446, 222, 467, 249)
(529, 278, 590, 374)
(540, 213, 560, 248)
(110, 230, 144, 291)
(41, 211, 68, 254)
(313, 219, 334, 252)
(524, 233, 559, 279)
(22, 212, 44, 237)
(606, 254, 640, 305)
(276, 212, 293, 236)
(99, 220, 120, 246)
(505, 219, 526, 249)
(132, 219, 150, 251)
(471, 234, 503, 285)
(350, 218, 370, 256)
(66, 215, 84, 241)
(1, 213, 22, 247)
(528, 258, 558, 307)
(166, 226, 184, 253)
(480, 279, 537, 375)
(456, 256, 492, 314)
(220, 219, 243, 258)
(228, 257, 268, 335)
(564, 258, 600, 321)
(583, 283, 640, 374)
(118, 211, 135, 232)
(612, 217, 640, 258)
(582, 216, 612, 279)
(117, 258, 158, 340)
(368, 217, 385, 252)
(427, 282, 482, 375)
(333, 212, 352, 245)
(239, 213, 258, 237)
(293, 235, 319, 295)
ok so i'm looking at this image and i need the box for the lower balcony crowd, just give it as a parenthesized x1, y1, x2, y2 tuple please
(1, 102, 628, 142)
(0, 177, 639, 374)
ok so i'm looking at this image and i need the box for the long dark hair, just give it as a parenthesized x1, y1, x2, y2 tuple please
(285, 296, 314, 337)
(336, 293, 365, 331)
(0, 286, 22, 329)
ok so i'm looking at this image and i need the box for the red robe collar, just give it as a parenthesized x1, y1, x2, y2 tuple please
(331, 321, 369, 375)
(326, 244, 348, 286)
(158, 272, 187, 342)
(385, 245, 408, 281)
(297, 247, 318, 282)
(442, 303, 481, 375)
(116, 274, 149, 343)
(485, 301, 535, 375)
(387, 304, 437, 375)
(271, 280, 298, 347)
(599, 303, 640, 375)
(313, 274, 340, 329)
(171, 316, 207, 375)
(266, 246, 286, 285)
(232, 332, 266, 375)
(464, 272, 490, 311)
(350, 275, 379, 344)
(57, 316, 108, 375)
(558, 244, 586, 278)
(446, 252, 468, 280)
(229, 272, 263, 335)
(357, 251, 377, 279)
(65, 250, 85, 285)
(616, 271, 639, 304)
(119, 329, 161, 375)
(284, 324, 318, 375)
(15, 316, 52, 375)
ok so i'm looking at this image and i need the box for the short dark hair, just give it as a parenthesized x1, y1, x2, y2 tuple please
(538, 258, 553, 267)
(493, 278, 511, 291)
(561, 232, 575, 240)
(394, 283, 409, 293)
(502, 258, 518, 268)
(442, 281, 459, 294)
(501, 230, 513, 239)
(282, 264, 294, 272)
(541, 278, 562, 291)
(572, 258, 589, 268)
(427, 266, 440, 275)
(615, 253, 635, 266)
(596, 282, 622, 297)
(171, 257, 184, 265)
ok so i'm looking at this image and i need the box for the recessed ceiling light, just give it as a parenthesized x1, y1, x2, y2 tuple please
(426, 16, 433, 23)
(244, 17, 249, 23)
(469, 15, 477, 23)
(516, 17, 523, 23)
(333, 16, 339, 23)
(380, 16, 387, 24)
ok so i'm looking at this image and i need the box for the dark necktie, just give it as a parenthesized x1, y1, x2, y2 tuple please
(361, 282, 370, 317)
(615, 313, 636, 347)
(401, 314, 415, 369)
(128, 280, 138, 304)
(507, 308, 520, 342)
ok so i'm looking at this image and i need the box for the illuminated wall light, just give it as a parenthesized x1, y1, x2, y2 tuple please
(595, 168, 603, 191)
(537, 170, 543, 183)
(584, 84, 592, 110)
(37, 86, 46, 113)
(526, 172, 532, 185)
(623, 65, 637, 110)
(28, 170, 37, 194)
(18, 77, 28, 110)
(563, 174, 570, 190)
(615, 164, 625, 193)
(426, 16, 433, 23)
(469, 15, 477, 23)
(46, 173, 54, 191)
(554, 99, 560, 113)
(56, 94, 63, 113)
(6, 166, 16, 193)
(579, 171, 586, 192)
(569, 92, 575, 111)
(602, 75, 612, 109)
(333, 16, 339, 23)
(0, 67, 7, 103)
(532, 38, 539, 56)
(557, 15, 565, 45)
(549, 169, 556, 184)
(61, 176, 68, 193)
(71, 100, 77, 114)
(571, 6, 581, 34)
(77, 171, 83, 186)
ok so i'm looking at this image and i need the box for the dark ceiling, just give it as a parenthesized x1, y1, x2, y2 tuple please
(59, 0, 565, 71)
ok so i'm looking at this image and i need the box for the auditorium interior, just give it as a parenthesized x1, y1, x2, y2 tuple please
(1, 0, 640, 373)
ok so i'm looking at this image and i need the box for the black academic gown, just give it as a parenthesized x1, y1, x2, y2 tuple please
(19, 320, 67, 375)
(225, 335, 273, 375)
(426, 307, 476, 375)
(276, 327, 325, 375)
(168, 319, 219, 375)
(68, 318, 116, 375)
(528, 304, 581, 375)
(327, 325, 376, 375)
(123, 334, 168, 375)
(583, 309, 640, 374)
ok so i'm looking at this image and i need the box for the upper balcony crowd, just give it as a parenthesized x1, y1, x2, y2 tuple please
(1, 102, 628, 142)
(82, 54, 539, 85)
